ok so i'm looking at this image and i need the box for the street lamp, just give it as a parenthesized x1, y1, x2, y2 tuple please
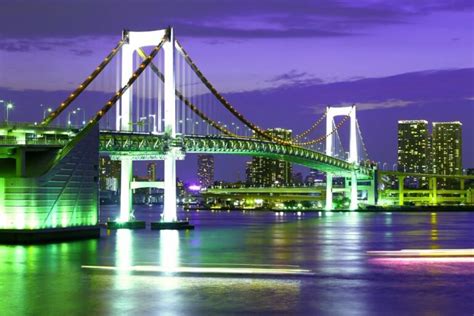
(43, 107, 52, 119)
(76, 107, 86, 126)
(67, 109, 77, 128)
(0, 100, 4, 122)
(40, 104, 52, 119)
(4, 101, 14, 124)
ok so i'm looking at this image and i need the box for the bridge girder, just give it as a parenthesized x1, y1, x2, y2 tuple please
(99, 132, 374, 179)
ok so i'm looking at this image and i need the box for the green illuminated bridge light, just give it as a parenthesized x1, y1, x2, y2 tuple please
(0, 123, 76, 146)
(0, 124, 98, 231)
(99, 131, 375, 178)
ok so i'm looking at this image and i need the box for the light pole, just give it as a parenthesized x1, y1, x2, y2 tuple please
(43, 107, 52, 119)
(5, 101, 14, 124)
(0, 100, 4, 122)
(382, 162, 387, 171)
(76, 107, 86, 126)
(67, 110, 77, 128)
(40, 104, 52, 120)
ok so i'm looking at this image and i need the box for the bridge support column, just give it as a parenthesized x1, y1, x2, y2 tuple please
(430, 177, 437, 205)
(325, 173, 333, 211)
(367, 178, 376, 206)
(398, 176, 405, 206)
(15, 148, 26, 177)
(350, 171, 358, 210)
(163, 156, 177, 222)
(119, 159, 133, 221)
(160, 27, 179, 225)
(460, 179, 465, 204)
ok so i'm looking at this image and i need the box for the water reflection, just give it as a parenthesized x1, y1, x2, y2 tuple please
(0, 210, 473, 315)
(116, 229, 133, 268)
(0, 240, 100, 315)
(431, 212, 439, 243)
(384, 212, 393, 240)
(159, 230, 180, 272)
(114, 229, 134, 291)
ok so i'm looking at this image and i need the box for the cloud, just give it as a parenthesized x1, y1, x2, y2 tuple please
(0, 0, 472, 40)
(267, 70, 324, 87)
(268, 70, 309, 82)
(317, 99, 414, 113)
(70, 48, 94, 56)
(224, 67, 474, 120)
(0, 39, 74, 52)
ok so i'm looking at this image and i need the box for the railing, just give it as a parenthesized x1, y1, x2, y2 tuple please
(0, 121, 71, 130)
(0, 122, 75, 146)
(0, 137, 70, 146)
(206, 183, 345, 189)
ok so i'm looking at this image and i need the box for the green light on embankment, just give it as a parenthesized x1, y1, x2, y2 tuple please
(0, 200, 97, 230)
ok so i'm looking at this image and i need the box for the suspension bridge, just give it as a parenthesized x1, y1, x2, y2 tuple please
(0, 27, 376, 238)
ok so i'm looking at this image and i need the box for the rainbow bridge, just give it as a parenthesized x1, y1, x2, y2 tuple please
(0, 27, 376, 240)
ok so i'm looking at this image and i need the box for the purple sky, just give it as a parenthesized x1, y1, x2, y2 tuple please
(0, 0, 473, 182)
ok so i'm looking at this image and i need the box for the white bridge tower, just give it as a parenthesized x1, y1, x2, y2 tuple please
(325, 105, 359, 210)
(117, 28, 180, 222)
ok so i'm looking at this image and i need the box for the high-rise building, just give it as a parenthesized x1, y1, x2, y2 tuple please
(397, 120, 429, 174)
(147, 162, 157, 181)
(432, 122, 462, 188)
(245, 161, 253, 186)
(197, 154, 215, 188)
(246, 128, 292, 186)
(99, 156, 121, 191)
(397, 120, 463, 189)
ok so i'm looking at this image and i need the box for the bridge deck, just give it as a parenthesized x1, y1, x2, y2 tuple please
(99, 131, 374, 178)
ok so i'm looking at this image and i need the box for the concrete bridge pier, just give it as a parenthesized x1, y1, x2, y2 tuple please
(398, 175, 405, 206)
(163, 155, 177, 222)
(325, 173, 333, 210)
(367, 178, 376, 205)
(119, 159, 133, 222)
(350, 171, 358, 210)
(429, 177, 437, 205)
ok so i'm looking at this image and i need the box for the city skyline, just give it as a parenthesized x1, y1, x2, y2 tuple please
(0, 1, 473, 183)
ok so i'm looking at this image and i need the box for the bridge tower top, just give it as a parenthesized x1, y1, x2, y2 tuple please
(326, 105, 358, 164)
(119, 28, 176, 137)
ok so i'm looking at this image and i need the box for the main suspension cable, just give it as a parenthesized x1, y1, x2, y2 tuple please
(41, 38, 127, 127)
(175, 41, 294, 145)
(293, 107, 353, 146)
(54, 31, 169, 165)
(293, 110, 327, 140)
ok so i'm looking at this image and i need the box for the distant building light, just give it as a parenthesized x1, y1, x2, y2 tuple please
(188, 184, 201, 191)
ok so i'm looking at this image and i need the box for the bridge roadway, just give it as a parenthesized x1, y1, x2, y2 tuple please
(99, 131, 374, 178)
